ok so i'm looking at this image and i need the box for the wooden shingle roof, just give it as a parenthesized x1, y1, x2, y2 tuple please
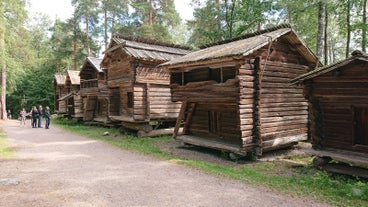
(54, 74, 66, 85)
(104, 35, 191, 62)
(291, 50, 368, 84)
(86, 57, 103, 73)
(161, 24, 318, 68)
(67, 70, 80, 85)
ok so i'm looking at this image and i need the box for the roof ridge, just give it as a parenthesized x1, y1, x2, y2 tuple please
(199, 24, 292, 49)
(111, 35, 192, 51)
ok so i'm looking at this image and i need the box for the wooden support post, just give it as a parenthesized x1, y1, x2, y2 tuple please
(173, 100, 187, 138)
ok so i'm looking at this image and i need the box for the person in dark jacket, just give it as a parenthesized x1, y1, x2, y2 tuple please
(37, 105, 43, 128)
(31, 106, 39, 128)
(45, 106, 51, 129)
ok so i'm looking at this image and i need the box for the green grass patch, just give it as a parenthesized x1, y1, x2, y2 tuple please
(54, 118, 368, 207)
(0, 129, 13, 157)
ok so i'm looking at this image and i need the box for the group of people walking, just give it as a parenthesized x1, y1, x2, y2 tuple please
(19, 105, 51, 129)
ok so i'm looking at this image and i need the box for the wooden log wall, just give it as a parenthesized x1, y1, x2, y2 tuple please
(106, 52, 134, 88)
(133, 84, 147, 121)
(309, 63, 368, 153)
(171, 79, 239, 103)
(258, 60, 308, 142)
(95, 98, 107, 118)
(120, 82, 134, 116)
(148, 84, 181, 120)
(73, 95, 83, 118)
(109, 87, 120, 116)
(171, 74, 241, 144)
(187, 103, 241, 145)
(83, 96, 96, 121)
(238, 61, 256, 148)
(57, 86, 68, 113)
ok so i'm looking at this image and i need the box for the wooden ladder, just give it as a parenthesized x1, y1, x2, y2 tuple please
(173, 100, 196, 138)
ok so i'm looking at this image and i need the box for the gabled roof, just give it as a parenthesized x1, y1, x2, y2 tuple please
(87, 57, 103, 72)
(67, 70, 80, 85)
(80, 57, 104, 75)
(104, 35, 191, 62)
(161, 24, 319, 68)
(291, 50, 368, 84)
(54, 74, 66, 85)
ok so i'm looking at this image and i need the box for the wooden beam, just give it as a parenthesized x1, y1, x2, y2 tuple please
(173, 101, 187, 138)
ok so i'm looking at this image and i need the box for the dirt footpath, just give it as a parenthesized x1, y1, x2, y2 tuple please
(0, 120, 330, 207)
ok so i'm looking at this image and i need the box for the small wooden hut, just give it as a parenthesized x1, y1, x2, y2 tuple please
(53, 74, 67, 114)
(79, 57, 109, 123)
(101, 35, 191, 136)
(59, 70, 82, 119)
(161, 24, 320, 157)
(291, 50, 368, 178)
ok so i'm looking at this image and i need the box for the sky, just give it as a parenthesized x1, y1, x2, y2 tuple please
(27, 0, 194, 22)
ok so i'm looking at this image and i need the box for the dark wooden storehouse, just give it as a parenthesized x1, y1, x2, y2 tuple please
(53, 74, 67, 114)
(58, 70, 82, 119)
(79, 57, 109, 123)
(291, 50, 368, 177)
(161, 24, 320, 157)
(101, 35, 191, 136)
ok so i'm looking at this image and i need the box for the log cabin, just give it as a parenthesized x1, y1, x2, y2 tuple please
(58, 70, 82, 119)
(53, 74, 67, 114)
(101, 35, 191, 136)
(79, 57, 109, 124)
(291, 50, 368, 178)
(161, 24, 320, 158)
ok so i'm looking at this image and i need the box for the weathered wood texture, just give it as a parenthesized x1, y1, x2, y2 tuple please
(170, 38, 312, 156)
(101, 37, 190, 133)
(306, 63, 368, 154)
(257, 59, 308, 141)
(54, 85, 68, 114)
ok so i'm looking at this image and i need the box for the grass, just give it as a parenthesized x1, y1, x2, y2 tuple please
(54, 118, 368, 207)
(0, 129, 13, 157)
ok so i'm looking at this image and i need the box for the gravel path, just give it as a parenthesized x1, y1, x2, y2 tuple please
(0, 120, 330, 207)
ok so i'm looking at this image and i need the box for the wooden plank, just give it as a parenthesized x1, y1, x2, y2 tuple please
(137, 127, 183, 138)
(174, 101, 187, 138)
(176, 135, 246, 155)
(309, 149, 368, 169)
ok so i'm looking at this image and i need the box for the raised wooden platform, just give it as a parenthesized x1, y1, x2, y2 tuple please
(308, 148, 368, 169)
(175, 135, 246, 156)
(109, 115, 146, 123)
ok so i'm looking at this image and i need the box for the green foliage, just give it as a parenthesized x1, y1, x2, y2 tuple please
(188, 0, 273, 47)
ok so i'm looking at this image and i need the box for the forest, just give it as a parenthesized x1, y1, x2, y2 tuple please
(0, 0, 367, 119)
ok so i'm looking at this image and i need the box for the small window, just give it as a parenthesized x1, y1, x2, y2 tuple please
(209, 68, 221, 83)
(127, 92, 133, 108)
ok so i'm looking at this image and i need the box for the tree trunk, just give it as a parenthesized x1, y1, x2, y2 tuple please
(73, 41, 77, 70)
(363, 0, 367, 53)
(216, 0, 221, 33)
(324, 2, 328, 65)
(86, 15, 91, 56)
(149, 0, 153, 25)
(316, 0, 326, 60)
(0, 2, 6, 120)
(346, 0, 351, 58)
(104, 8, 108, 50)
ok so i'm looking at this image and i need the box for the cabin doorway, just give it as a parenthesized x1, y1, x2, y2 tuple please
(353, 107, 368, 150)
(110, 88, 120, 116)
